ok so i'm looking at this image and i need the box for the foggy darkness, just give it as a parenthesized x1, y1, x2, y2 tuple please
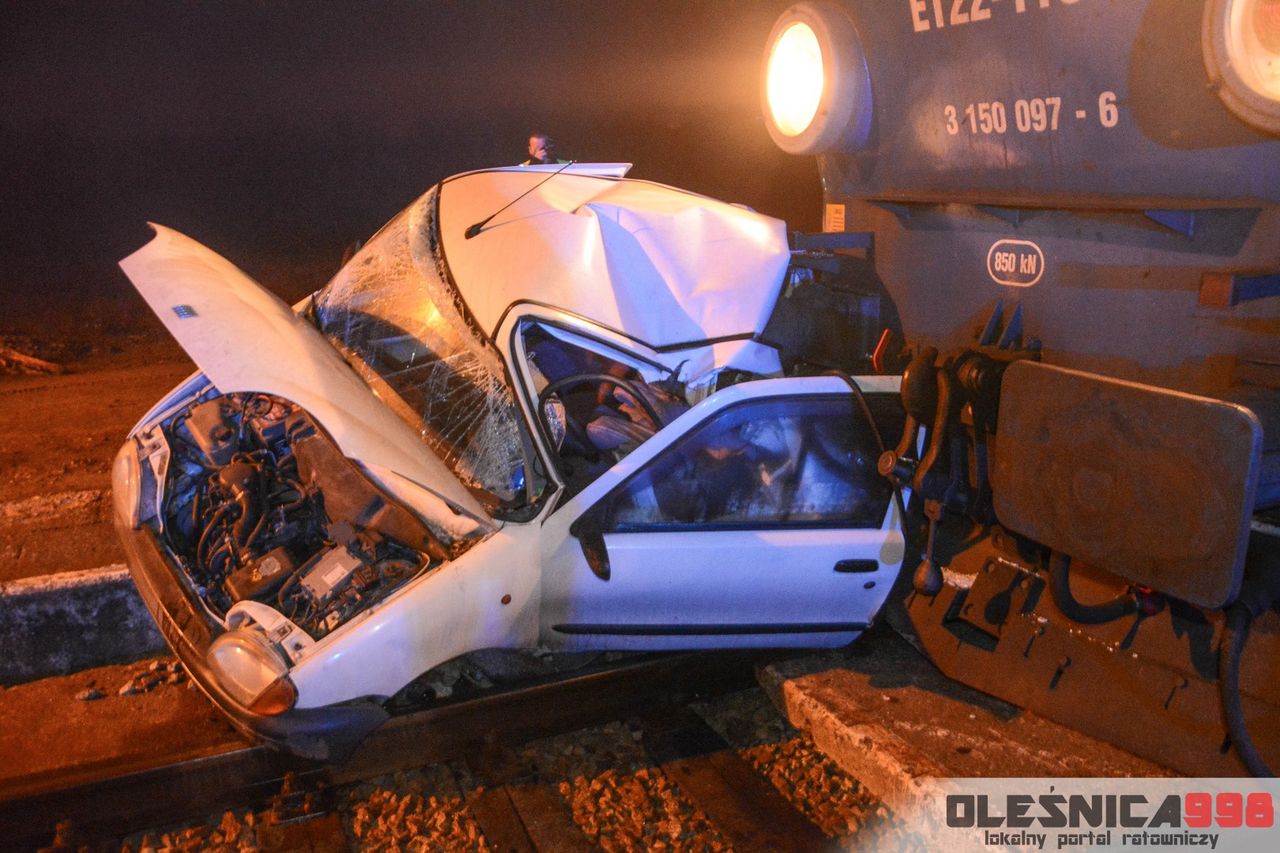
(0, 1, 820, 322)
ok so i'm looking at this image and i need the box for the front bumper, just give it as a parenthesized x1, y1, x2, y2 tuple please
(113, 516, 388, 762)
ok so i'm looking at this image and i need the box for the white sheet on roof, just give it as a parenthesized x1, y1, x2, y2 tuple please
(437, 170, 791, 349)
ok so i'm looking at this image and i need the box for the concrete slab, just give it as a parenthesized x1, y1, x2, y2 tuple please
(0, 565, 163, 685)
(757, 622, 1174, 816)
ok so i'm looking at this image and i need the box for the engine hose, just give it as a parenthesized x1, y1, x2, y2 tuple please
(235, 474, 274, 554)
(230, 491, 261, 546)
(276, 477, 308, 510)
(1220, 601, 1275, 777)
(1048, 551, 1138, 625)
(196, 502, 235, 567)
(276, 569, 303, 614)
(207, 542, 232, 577)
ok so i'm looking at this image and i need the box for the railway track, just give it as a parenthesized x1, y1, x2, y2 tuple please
(4, 650, 833, 850)
(456, 702, 836, 853)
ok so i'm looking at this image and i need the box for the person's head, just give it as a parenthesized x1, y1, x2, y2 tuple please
(527, 132, 555, 163)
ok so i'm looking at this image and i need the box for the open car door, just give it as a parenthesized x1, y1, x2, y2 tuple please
(539, 375, 906, 650)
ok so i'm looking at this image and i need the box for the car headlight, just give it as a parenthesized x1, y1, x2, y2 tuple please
(111, 440, 143, 529)
(1204, 0, 1280, 133)
(207, 628, 297, 715)
(761, 1, 873, 154)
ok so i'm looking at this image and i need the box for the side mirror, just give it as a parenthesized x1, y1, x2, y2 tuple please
(570, 510, 611, 580)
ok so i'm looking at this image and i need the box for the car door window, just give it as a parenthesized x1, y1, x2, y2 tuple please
(601, 395, 893, 531)
(520, 322, 688, 497)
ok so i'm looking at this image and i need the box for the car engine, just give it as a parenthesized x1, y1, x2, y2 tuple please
(154, 391, 449, 639)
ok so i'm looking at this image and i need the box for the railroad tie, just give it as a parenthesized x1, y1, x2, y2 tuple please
(466, 784, 595, 853)
(635, 705, 830, 853)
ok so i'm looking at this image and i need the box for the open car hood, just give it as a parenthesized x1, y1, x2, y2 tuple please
(120, 225, 493, 539)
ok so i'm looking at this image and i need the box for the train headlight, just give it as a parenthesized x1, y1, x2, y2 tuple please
(761, 2, 873, 154)
(207, 628, 297, 715)
(766, 22, 825, 137)
(1205, 0, 1280, 133)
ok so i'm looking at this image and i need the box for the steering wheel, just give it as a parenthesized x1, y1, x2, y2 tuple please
(537, 372, 668, 456)
(538, 391, 597, 462)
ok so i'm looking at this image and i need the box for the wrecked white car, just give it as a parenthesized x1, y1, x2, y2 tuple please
(112, 165, 906, 759)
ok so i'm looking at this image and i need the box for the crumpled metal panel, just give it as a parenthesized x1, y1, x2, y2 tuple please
(993, 361, 1262, 608)
(438, 170, 791, 347)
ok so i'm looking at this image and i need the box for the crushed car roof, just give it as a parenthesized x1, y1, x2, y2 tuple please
(437, 168, 792, 349)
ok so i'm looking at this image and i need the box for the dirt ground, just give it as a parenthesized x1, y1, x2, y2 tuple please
(0, 328, 193, 582)
(0, 656, 241, 784)
(0, 259, 329, 585)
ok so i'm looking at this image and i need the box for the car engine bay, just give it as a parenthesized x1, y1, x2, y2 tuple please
(151, 391, 451, 640)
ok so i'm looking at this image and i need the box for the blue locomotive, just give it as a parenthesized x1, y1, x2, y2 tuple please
(760, 0, 1280, 775)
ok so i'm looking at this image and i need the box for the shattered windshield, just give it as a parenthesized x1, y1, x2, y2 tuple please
(312, 185, 543, 517)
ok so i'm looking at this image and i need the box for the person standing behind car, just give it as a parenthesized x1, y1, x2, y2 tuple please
(521, 132, 569, 165)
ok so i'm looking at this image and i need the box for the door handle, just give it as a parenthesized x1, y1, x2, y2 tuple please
(834, 559, 878, 573)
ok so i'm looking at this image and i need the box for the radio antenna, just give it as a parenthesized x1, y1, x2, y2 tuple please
(465, 160, 577, 239)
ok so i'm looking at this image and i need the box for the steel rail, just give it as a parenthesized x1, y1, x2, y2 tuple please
(1, 651, 762, 848)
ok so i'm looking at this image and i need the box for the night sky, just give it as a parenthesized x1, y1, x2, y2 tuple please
(1, 1, 819, 320)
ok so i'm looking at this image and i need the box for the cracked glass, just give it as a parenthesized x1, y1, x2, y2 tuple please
(312, 186, 543, 516)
